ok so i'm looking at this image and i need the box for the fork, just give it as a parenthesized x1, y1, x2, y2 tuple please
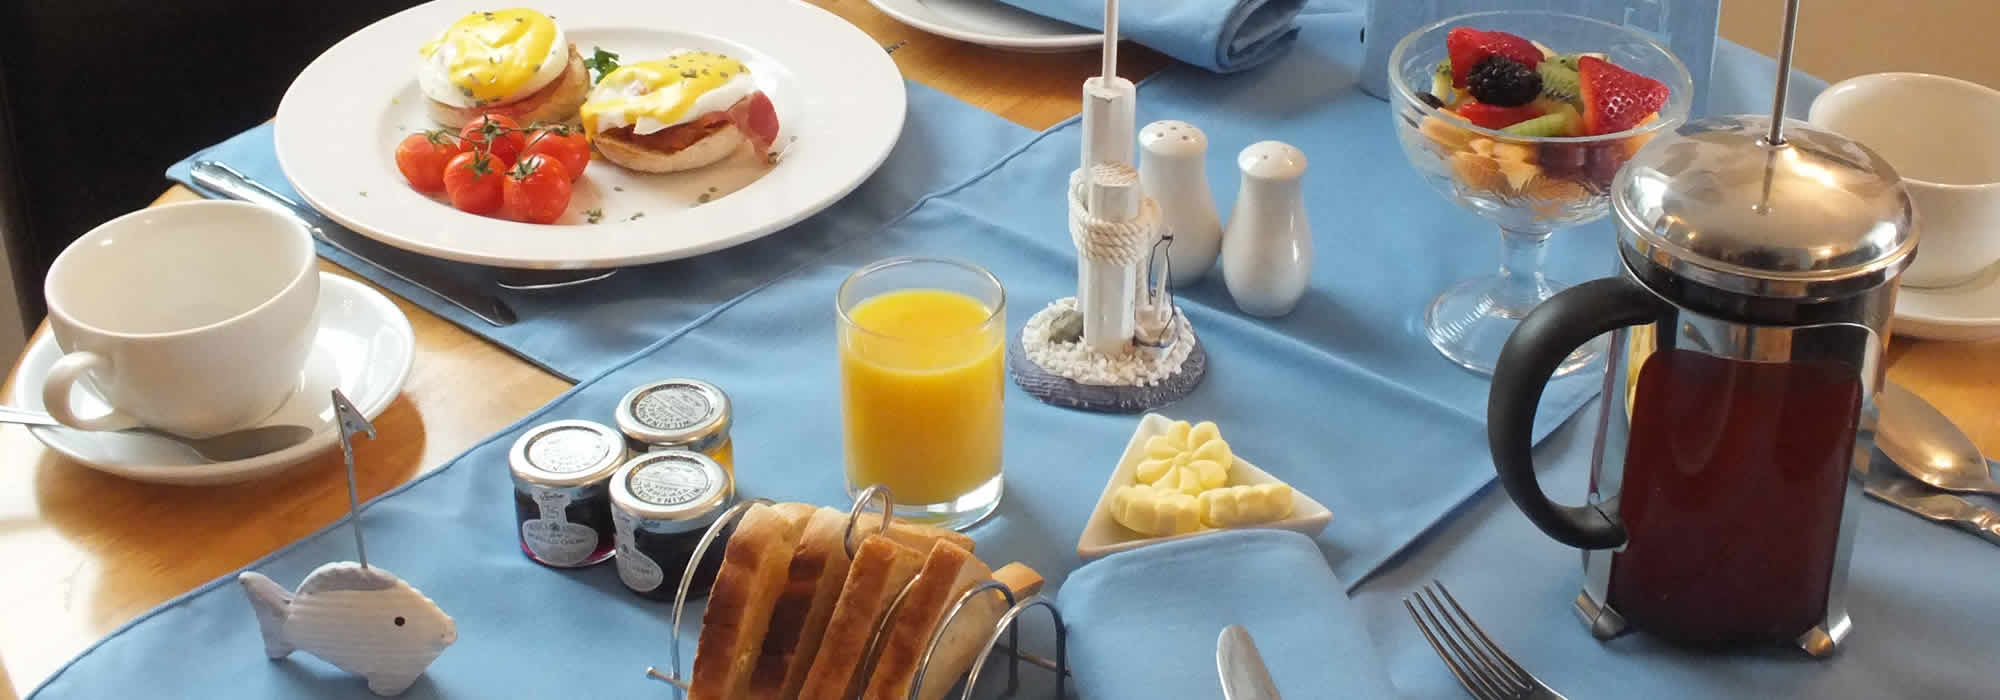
(1403, 581, 1568, 700)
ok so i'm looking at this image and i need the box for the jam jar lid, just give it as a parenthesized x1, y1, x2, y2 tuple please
(615, 379, 731, 450)
(609, 451, 732, 522)
(1612, 115, 1917, 300)
(509, 420, 627, 487)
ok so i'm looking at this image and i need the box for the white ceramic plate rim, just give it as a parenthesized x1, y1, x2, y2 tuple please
(1077, 413, 1333, 561)
(10, 274, 413, 484)
(867, 0, 1101, 51)
(275, 0, 906, 269)
(1894, 263, 2000, 341)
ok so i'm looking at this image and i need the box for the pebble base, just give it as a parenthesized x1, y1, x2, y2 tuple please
(1009, 330, 1207, 414)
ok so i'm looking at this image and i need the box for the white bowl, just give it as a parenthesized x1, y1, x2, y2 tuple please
(1076, 413, 1334, 562)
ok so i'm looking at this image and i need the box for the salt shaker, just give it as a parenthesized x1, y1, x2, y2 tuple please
(1222, 141, 1311, 317)
(1139, 120, 1223, 286)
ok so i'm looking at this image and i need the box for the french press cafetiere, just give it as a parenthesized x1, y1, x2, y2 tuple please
(1485, 109, 1917, 656)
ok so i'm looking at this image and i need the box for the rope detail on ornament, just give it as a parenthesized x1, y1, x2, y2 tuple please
(1068, 166, 1162, 266)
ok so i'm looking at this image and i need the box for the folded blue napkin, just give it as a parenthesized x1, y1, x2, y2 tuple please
(1063, 530, 1398, 699)
(996, 0, 1306, 72)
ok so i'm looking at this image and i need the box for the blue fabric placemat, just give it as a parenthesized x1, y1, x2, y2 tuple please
(994, 0, 1305, 72)
(165, 81, 1035, 382)
(1353, 401, 2000, 698)
(30, 7, 1857, 699)
(34, 10, 1600, 698)
(1346, 51, 2000, 700)
(1063, 530, 1398, 699)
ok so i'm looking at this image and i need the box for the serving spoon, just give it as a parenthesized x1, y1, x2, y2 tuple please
(0, 406, 314, 462)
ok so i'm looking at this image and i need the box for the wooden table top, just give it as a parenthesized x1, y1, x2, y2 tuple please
(0, 3, 1992, 698)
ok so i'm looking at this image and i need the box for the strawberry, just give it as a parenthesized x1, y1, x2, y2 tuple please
(1446, 28, 1543, 87)
(1579, 56, 1669, 135)
(1456, 102, 1544, 130)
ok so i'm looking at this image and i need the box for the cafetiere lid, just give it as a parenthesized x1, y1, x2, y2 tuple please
(1612, 115, 1916, 300)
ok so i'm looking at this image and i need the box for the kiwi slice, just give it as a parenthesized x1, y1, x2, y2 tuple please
(1548, 52, 1608, 72)
(1538, 61, 1582, 105)
(1502, 113, 1573, 138)
(1428, 59, 1453, 104)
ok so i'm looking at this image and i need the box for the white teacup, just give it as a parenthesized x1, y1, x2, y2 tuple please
(43, 201, 319, 438)
(1810, 73, 2000, 288)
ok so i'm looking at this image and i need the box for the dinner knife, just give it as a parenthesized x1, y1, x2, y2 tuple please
(1217, 625, 1283, 700)
(1865, 472, 2000, 545)
(190, 161, 517, 327)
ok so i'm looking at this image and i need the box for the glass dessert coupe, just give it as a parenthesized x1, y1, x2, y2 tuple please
(1389, 11, 1692, 375)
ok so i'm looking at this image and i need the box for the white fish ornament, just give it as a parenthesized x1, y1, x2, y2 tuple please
(238, 389, 456, 696)
(240, 563, 457, 695)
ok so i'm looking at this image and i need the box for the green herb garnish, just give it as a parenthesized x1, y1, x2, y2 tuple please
(585, 208, 604, 224)
(583, 47, 620, 83)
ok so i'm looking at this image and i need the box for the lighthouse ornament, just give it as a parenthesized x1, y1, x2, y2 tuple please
(238, 390, 457, 696)
(1008, 0, 1208, 413)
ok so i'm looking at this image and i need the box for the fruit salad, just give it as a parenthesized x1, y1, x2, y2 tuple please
(1404, 27, 1672, 221)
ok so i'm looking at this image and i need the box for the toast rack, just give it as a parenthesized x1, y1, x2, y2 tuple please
(644, 486, 1071, 699)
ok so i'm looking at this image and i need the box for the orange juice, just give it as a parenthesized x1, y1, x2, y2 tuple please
(840, 288, 1004, 505)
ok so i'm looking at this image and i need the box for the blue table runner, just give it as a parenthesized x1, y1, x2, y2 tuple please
(44, 7, 1970, 700)
(167, 82, 1036, 382)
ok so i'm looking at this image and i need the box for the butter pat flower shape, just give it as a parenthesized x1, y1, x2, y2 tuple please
(1198, 484, 1295, 528)
(1110, 483, 1204, 536)
(1134, 420, 1232, 496)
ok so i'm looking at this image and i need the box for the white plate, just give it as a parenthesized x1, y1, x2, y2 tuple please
(1895, 263, 2000, 342)
(275, 0, 905, 269)
(9, 274, 414, 485)
(1077, 413, 1333, 562)
(869, 0, 1100, 53)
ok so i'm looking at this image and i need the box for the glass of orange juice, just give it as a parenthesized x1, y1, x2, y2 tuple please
(837, 257, 1005, 530)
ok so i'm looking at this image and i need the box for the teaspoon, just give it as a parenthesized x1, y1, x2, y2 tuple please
(0, 406, 315, 462)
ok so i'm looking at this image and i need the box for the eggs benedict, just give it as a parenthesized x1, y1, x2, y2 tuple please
(418, 8, 588, 128)
(580, 51, 781, 173)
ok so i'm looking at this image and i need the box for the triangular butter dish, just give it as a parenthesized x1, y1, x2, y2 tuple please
(1077, 413, 1333, 562)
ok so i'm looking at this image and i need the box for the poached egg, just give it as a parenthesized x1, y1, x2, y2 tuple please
(418, 8, 568, 109)
(580, 51, 759, 137)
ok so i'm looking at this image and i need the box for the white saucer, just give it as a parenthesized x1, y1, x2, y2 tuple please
(9, 273, 414, 485)
(868, 0, 1100, 53)
(1896, 263, 2000, 342)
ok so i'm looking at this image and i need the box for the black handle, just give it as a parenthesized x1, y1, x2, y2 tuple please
(1488, 277, 1666, 550)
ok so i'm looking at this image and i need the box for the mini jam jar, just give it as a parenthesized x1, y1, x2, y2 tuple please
(614, 379, 735, 472)
(508, 420, 627, 568)
(608, 450, 735, 600)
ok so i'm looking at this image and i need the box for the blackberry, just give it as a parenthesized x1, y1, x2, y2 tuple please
(1467, 56, 1542, 107)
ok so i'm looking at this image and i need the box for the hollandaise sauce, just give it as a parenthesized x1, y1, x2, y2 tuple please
(581, 52, 756, 136)
(420, 8, 565, 107)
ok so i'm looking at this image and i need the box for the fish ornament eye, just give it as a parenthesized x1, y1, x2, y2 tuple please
(394, 616, 407, 627)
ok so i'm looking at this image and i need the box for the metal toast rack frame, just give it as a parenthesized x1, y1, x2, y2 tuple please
(644, 485, 1071, 699)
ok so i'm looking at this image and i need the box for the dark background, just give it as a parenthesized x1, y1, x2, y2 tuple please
(0, 0, 418, 330)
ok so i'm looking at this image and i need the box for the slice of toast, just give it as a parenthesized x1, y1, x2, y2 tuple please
(747, 507, 850, 699)
(795, 535, 927, 700)
(851, 512, 977, 555)
(860, 540, 991, 700)
(751, 507, 973, 699)
(689, 503, 809, 700)
(904, 563, 1043, 700)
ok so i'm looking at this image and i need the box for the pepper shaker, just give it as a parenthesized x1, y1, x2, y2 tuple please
(1222, 141, 1311, 317)
(1139, 120, 1223, 286)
